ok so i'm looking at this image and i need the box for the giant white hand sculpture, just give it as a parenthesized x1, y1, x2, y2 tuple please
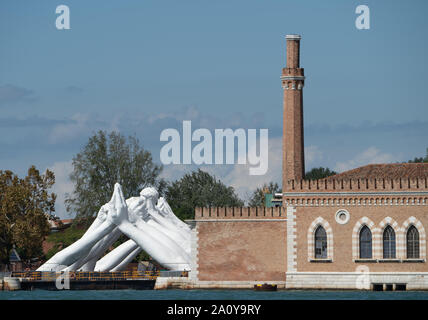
(106, 184, 190, 271)
(37, 183, 192, 272)
(37, 205, 117, 271)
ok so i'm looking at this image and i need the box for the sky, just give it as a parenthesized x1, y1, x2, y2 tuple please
(0, 0, 427, 218)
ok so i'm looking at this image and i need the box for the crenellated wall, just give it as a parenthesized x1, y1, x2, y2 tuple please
(194, 206, 285, 220)
(192, 206, 287, 282)
(284, 177, 428, 193)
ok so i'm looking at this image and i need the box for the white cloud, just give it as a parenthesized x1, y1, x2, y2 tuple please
(160, 136, 282, 204)
(334, 147, 397, 173)
(305, 145, 323, 168)
(0, 84, 36, 104)
(218, 136, 282, 202)
(47, 160, 74, 219)
(49, 113, 91, 144)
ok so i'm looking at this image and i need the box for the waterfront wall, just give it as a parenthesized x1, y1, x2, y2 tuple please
(194, 219, 287, 281)
(286, 272, 428, 290)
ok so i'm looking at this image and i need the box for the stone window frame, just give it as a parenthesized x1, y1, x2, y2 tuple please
(308, 217, 333, 262)
(383, 225, 397, 259)
(379, 217, 400, 260)
(402, 216, 426, 261)
(352, 217, 378, 261)
(406, 225, 419, 259)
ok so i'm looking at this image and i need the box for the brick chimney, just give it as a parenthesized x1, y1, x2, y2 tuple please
(281, 34, 305, 190)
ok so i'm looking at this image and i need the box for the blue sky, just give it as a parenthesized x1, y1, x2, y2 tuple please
(1, 0, 427, 217)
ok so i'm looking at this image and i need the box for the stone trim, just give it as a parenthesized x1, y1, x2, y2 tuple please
(307, 217, 333, 262)
(283, 195, 428, 207)
(350, 216, 427, 262)
(379, 217, 402, 259)
(352, 217, 376, 260)
(286, 206, 297, 272)
(335, 209, 350, 225)
(280, 76, 305, 81)
(402, 216, 426, 260)
(286, 272, 428, 290)
(189, 224, 199, 281)
(285, 34, 301, 40)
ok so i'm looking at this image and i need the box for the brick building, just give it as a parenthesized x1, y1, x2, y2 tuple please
(188, 35, 428, 290)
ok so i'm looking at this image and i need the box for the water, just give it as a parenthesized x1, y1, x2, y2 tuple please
(1, 289, 428, 300)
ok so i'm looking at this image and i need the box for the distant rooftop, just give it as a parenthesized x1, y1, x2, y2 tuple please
(327, 163, 428, 180)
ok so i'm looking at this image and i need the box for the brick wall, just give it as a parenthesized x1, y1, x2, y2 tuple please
(294, 203, 428, 273)
(194, 208, 287, 281)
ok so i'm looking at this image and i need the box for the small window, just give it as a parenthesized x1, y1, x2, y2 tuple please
(407, 225, 420, 259)
(383, 226, 396, 259)
(359, 226, 372, 259)
(315, 226, 327, 259)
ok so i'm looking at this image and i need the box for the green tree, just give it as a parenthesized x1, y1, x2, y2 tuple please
(248, 182, 281, 207)
(165, 169, 244, 220)
(408, 148, 428, 163)
(305, 167, 337, 180)
(65, 131, 165, 223)
(0, 166, 55, 268)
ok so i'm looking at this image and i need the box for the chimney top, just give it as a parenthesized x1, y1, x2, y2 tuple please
(286, 34, 301, 40)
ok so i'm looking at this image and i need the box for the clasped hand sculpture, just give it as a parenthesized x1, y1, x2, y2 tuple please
(38, 183, 191, 272)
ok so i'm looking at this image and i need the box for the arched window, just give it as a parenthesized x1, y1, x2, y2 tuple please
(359, 226, 372, 259)
(383, 226, 396, 259)
(315, 226, 327, 259)
(407, 225, 420, 259)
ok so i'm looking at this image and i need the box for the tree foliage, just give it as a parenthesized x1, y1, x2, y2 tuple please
(165, 169, 244, 220)
(0, 166, 55, 266)
(65, 131, 165, 222)
(408, 148, 428, 163)
(248, 182, 281, 207)
(44, 222, 87, 259)
(305, 167, 337, 180)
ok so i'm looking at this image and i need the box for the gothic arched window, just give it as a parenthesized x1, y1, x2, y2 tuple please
(407, 225, 420, 259)
(359, 226, 372, 259)
(315, 226, 327, 259)
(383, 225, 396, 259)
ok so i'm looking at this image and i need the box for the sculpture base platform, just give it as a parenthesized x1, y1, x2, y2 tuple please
(19, 279, 156, 291)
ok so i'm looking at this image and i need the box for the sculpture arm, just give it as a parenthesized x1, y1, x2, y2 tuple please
(37, 220, 116, 271)
(64, 227, 122, 272)
(107, 183, 190, 270)
(94, 239, 139, 272)
(110, 247, 141, 272)
(117, 220, 189, 270)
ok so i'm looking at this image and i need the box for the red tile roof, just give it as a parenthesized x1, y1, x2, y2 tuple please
(328, 163, 428, 180)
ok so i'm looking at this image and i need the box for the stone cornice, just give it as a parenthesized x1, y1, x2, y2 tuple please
(280, 75, 305, 81)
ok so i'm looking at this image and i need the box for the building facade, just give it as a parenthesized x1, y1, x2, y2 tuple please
(188, 35, 428, 290)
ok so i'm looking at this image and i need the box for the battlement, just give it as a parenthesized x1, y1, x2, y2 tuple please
(194, 206, 285, 220)
(284, 177, 428, 193)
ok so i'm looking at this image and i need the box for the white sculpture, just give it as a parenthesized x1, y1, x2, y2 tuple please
(38, 184, 191, 272)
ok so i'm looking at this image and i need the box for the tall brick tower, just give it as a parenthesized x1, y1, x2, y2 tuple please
(282, 34, 305, 189)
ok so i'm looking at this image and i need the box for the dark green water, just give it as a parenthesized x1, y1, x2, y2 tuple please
(1, 289, 428, 300)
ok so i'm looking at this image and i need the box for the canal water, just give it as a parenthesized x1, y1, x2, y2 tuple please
(1, 289, 428, 300)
